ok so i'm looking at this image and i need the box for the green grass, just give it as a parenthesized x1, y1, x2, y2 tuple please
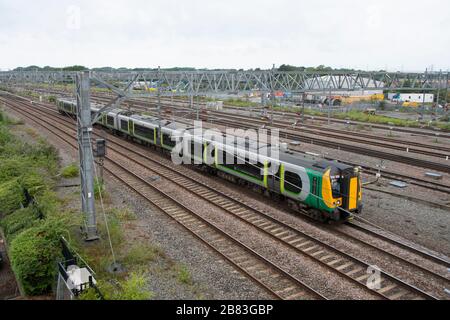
(110, 207, 137, 221)
(333, 110, 450, 130)
(122, 243, 162, 268)
(333, 110, 421, 127)
(176, 264, 192, 285)
(94, 179, 106, 199)
(61, 163, 79, 178)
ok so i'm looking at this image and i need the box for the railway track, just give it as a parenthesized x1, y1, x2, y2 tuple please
(95, 95, 450, 194)
(102, 134, 448, 299)
(204, 117, 450, 173)
(92, 93, 450, 139)
(2, 95, 448, 299)
(100, 99, 450, 193)
(348, 219, 450, 267)
(15, 89, 450, 173)
(207, 112, 450, 157)
(5, 93, 450, 196)
(1, 97, 327, 300)
(24, 86, 450, 137)
(87, 95, 450, 173)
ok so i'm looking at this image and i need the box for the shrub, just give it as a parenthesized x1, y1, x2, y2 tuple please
(0, 206, 40, 241)
(61, 163, 79, 178)
(18, 171, 47, 197)
(0, 157, 31, 182)
(79, 272, 153, 300)
(0, 125, 13, 146)
(0, 179, 25, 216)
(35, 190, 61, 219)
(78, 286, 103, 300)
(116, 272, 153, 300)
(9, 218, 68, 295)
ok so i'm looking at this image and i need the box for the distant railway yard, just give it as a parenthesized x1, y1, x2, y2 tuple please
(0, 77, 449, 300)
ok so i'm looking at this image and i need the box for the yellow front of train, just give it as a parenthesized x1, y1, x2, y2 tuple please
(325, 165, 362, 221)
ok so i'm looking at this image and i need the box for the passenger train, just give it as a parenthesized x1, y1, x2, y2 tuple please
(57, 98, 362, 222)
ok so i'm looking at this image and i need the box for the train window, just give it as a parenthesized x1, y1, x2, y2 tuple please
(221, 150, 263, 179)
(285, 171, 302, 194)
(107, 116, 115, 126)
(274, 166, 281, 182)
(236, 159, 263, 179)
(162, 133, 176, 147)
(331, 176, 341, 198)
(134, 124, 154, 140)
(190, 141, 204, 158)
(120, 119, 128, 131)
(221, 151, 236, 168)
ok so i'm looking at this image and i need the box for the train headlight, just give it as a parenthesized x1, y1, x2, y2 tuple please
(336, 200, 341, 205)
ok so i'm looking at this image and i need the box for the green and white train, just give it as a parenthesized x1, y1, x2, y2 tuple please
(58, 98, 362, 222)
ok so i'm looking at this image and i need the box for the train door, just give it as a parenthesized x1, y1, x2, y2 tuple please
(267, 161, 280, 193)
(312, 176, 320, 208)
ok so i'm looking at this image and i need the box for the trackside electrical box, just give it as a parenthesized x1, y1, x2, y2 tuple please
(94, 139, 106, 157)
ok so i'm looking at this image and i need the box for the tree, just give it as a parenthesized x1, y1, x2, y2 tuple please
(62, 65, 87, 71)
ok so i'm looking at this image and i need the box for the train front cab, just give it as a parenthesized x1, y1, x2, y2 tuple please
(328, 165, 362, 220)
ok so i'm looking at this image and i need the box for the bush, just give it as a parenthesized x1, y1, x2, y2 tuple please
(61, 163, 79, 178)
(116, 272, 153, 300)
(9, 218, 68, 295)
(0, 157, 31, 182)
(34, 190, 62, 219)
(79, 272, 153, 300)
(18, 171, 47, 197)
(0, 125, 13, 147)
(0, 179, 25, 216)
(78, 287, 103, 300)
(0, 206, 40, 241)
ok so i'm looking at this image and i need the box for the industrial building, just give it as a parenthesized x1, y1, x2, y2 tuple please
(388, 93, 434, 103)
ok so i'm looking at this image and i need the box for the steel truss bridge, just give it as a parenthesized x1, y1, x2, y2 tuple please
(0, 70, 448, 96)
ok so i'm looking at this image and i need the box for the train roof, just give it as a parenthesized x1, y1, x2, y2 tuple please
(136, 114, 351, 172)
(57, 98, 104, 109)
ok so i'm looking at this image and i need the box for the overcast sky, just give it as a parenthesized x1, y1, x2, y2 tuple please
(0, 0, 449, 71)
